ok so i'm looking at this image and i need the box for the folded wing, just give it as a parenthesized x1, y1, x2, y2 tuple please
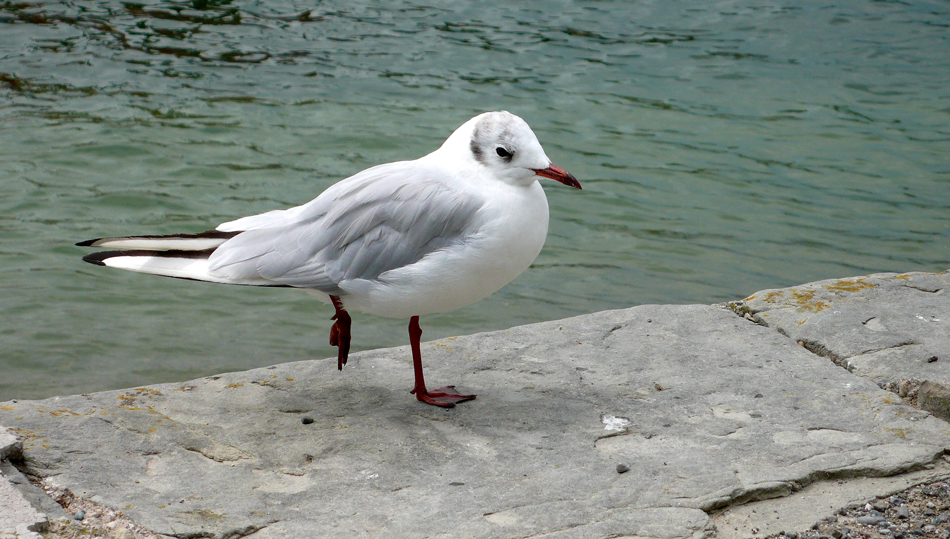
(208, 162, 486, 294)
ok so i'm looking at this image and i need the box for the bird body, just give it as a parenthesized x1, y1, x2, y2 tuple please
(79, 111, 580, 406)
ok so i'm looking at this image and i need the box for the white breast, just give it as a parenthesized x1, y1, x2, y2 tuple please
(338, 180, 550, 319)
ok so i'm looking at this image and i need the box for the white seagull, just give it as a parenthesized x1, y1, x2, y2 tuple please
(78, 111, 581, 407)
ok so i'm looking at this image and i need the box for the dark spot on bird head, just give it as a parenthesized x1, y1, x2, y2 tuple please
(470, 113, 516, 167)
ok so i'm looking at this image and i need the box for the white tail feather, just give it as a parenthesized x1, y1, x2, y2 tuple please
(95, 254, 272, 286)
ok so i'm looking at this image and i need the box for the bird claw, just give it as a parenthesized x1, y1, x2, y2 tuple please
(411, 386, 476, 408)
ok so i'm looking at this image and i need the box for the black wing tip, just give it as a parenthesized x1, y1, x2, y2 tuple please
(81, 251, 113, 266)
(76, 238, 100, 247)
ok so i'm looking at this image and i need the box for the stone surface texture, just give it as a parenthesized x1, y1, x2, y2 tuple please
(734, 270, 949, 383)
(919, 380, 950, 422)
(1, 270, 949, 539)
(1, 427, 44, 539)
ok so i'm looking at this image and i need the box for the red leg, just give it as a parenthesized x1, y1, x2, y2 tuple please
(408, 316, 475, 408)
(329, 295, 351, 371)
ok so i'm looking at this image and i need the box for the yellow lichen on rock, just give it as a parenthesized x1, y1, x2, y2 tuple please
(824, 277, 877, 294)
(789, 289, 829, 313)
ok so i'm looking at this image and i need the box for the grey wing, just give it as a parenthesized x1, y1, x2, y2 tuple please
(207, 167, 486, 294)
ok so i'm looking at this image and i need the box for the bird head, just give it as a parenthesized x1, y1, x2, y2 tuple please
(438, 111, 581, 190)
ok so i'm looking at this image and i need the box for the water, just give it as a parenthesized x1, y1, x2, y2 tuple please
(2, 0, 948, 401)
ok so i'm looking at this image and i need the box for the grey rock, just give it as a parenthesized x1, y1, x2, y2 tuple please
(737, 271, 950, 384)
(1, 272, 949, 538)
(1, 461, 58, 515)
(918, 381, 950, 421)
(0, 426, 19, 460)
(0, 460, 67, 523)
(857, 515, 884, 525)
(897, 505, 910, 519)
(0, 468, 47, 537)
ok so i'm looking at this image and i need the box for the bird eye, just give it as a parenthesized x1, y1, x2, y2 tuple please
(495, 147, 513, 159)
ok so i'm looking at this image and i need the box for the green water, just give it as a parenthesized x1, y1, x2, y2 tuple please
(1, 0, 948, 400)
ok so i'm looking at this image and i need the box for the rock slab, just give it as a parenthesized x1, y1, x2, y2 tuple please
(919, 381, 950, 422)
(2, 297, 950, 539)
(0, 428, 45, 539)
(734, 270, 950, 383)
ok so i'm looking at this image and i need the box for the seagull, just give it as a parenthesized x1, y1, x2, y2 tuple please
(77, 111, 581, 407)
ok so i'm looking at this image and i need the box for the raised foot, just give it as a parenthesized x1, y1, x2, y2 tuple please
(411, 386, 476, 408)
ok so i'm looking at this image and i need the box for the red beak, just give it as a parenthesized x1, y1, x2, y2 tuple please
(533, 164, 582, 189)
